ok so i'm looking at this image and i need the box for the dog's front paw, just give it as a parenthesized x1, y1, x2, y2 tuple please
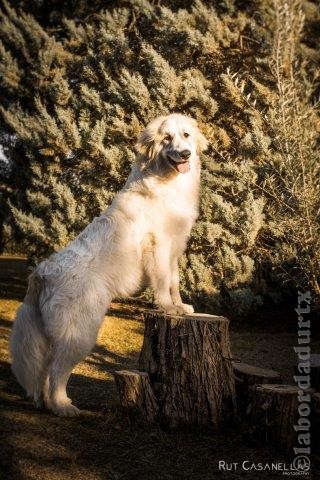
(159, 304, 184, 315)
(159, 304, 194, 315)
(180, 303, 194, 314)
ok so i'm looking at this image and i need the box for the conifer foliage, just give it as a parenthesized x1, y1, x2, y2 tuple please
(0, 0, 318, 313)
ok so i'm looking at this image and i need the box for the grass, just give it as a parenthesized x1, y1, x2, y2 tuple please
(0, 255, 319, 479)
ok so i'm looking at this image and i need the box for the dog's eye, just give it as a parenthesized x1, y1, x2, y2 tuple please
(164, 135, 173, 142)
(184, 132, 190, 138)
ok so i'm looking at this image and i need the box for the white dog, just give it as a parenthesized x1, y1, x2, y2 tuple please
(10, 113, 208, 417)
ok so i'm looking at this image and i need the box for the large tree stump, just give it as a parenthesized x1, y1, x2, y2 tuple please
(113, 370, 159, 424)
(248, 384, 311, 451)
(232, 361, 282, 413)
(138, 311, 235, 430)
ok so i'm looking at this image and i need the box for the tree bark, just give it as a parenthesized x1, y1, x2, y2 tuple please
(113, 370, 159, 424)
(139, 311, 235, 430)
(248, 384, 310, 451)
(232, 361, 282, 413)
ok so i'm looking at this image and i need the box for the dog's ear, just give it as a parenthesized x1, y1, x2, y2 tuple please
(188, 118, 209, 155)
(135, 116, 165, 163)
(197, 131, 209, 154)
(195, 124, 209, 155)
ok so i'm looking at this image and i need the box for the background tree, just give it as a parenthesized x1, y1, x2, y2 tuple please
(223, 0, 320, 301)
(0, 0, 318, 316)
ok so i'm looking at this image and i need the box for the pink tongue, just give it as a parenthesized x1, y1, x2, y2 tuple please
(176, 161, 190, 173)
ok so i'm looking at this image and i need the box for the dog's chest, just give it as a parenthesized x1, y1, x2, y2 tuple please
(150, 186, 197, 236)
(164, 210, 193, 237)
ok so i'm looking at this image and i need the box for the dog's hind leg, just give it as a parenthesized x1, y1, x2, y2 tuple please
(42, 373, 50, 408)
(43, 288, 109, 416)
(32, 353, 52, 409)
(46, 332, 98, 417)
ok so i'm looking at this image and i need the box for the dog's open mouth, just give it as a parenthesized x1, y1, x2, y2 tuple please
(168, 157, 190, 174)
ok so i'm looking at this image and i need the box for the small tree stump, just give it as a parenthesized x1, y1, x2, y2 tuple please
(232, 361, 282, 413)
(248, 384, 311, 451)
(113, 370, 159, 424)
(139, 311, 235, 430)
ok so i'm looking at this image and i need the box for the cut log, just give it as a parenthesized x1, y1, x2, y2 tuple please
(248, 384, 312, 451)
(113, 370, 159, 424)
(232, 361, 282, 413)
(139, 311, 235, 430)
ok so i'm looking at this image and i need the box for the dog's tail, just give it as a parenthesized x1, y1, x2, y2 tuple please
(10, 272, 49, 403)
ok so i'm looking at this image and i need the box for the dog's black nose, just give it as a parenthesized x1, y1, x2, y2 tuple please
(179, 149, 191, 160)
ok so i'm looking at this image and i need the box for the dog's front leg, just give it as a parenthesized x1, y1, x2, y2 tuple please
(146, 241, 192, 315)
(170, 258, 194, 314)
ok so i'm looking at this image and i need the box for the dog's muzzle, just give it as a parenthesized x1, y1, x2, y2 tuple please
(167, 150, 191, 174)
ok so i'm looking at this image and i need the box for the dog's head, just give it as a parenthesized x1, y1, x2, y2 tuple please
(135, 113, 208, 175)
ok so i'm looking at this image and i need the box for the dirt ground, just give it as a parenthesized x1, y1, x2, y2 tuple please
(0, 256, 319, 480)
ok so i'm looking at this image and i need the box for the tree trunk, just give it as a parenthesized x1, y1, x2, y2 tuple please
(113, 370, 159, 424)
(248, 384, 310, 451)
(232, 361, 282, 414)
(139, 311, 235, 430)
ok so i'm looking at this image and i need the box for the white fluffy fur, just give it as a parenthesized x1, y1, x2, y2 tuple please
(10, 113, 208, 416)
